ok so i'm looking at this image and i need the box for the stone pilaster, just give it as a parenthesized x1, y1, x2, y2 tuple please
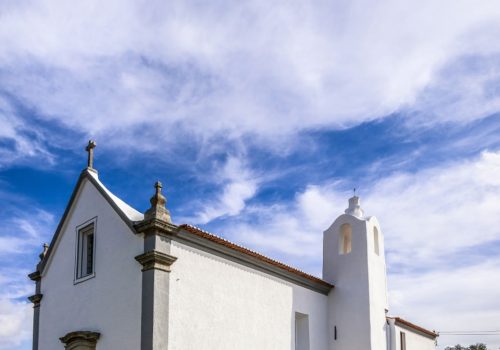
(28, 272, 42, 350)
(134, 182, 178, 350)
(28, 243, 48, 350)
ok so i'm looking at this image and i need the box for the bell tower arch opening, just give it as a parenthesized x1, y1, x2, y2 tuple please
(374, 226, 380, 256)
(339, 223, 352, 255)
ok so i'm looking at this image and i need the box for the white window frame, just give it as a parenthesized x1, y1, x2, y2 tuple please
(74, 217, 97, 284)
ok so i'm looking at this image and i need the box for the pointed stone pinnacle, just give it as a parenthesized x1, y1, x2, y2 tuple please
(144, 181, 171, 223)
(39, 243, 49, 261)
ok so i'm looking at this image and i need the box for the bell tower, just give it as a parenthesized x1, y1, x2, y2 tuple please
(323, 196, 388, 350)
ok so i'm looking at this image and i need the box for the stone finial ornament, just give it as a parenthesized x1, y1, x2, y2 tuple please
(144, 181, 172, 223)
(85, 140, 97, 170)
(345, 195, 365, 218)
(39, 243, 49, 261)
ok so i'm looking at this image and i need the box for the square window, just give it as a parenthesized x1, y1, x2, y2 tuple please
(75, 221, 96, 282)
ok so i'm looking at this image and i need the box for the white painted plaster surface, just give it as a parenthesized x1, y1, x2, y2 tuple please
(366, 216, 389, 350)
(394, 324, 437, 350)
(168, 241, 329, 350)
(323, 210, 388, 350)
(39, 178, 144, 350)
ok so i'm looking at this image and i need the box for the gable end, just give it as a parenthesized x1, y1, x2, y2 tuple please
(38, 170, 137, 274)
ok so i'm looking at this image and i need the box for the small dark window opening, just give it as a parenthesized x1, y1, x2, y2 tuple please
(76, 222, 95, 280)
(86, 233, 94, 275)
(400, 331, 406, 350)
(334, 326, 337, 340)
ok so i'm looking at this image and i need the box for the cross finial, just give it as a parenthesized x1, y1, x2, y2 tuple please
(155, 181, 162, 193)
(85, 140, 97, 169)
(353, 187, 356, 196)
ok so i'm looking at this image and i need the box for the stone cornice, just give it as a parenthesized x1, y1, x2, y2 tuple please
(135, 250, 177, 272)
(60, 331, 100, 347)
(28, 293, 43, 307)
(28, 271, 41, 281)
(134, 218, 178, 235)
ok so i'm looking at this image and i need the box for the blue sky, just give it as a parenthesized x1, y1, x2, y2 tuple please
(1, 1, 500, 349)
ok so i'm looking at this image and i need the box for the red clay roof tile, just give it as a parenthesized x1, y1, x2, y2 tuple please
(179, 224, 334, 289)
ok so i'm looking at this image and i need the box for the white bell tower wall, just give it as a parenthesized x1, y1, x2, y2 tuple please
(323, 197, 388, 350)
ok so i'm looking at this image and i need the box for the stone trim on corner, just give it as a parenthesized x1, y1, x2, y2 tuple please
(135, 250, 177, 272)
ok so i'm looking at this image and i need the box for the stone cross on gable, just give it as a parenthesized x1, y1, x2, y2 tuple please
(86, 140, 97, 169)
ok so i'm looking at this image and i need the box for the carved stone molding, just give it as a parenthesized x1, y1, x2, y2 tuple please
(134, 217, 178, 235)
(60, 331, 100, 350)
(28, 294, 43, 307)
(135, 250, 177, 272)
(28, 271, 41, 281)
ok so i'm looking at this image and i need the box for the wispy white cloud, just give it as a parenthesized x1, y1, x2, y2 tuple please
(220, 184, 345, 268)
(0, 209, 54, 255)
(410, 54, 500, 126)
(219, 151, 500, 269)
(390, 257, 500, 349)
(0, 194, 54, 350)
(0, 97, 54, 168)
(0, 296, 32, 349)
(366, 151, 500, 269)
(1, 0, 500, 162)
(1, 1, 500, 348)
(180, 157, 259, 224)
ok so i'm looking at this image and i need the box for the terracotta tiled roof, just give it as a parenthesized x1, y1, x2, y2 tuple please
(179, 224, 334, 289)
(390, 316, 439, 338)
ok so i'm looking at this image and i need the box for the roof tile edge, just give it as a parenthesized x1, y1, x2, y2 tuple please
(388, 316, 439, 338)
(179, 224, 333, 289)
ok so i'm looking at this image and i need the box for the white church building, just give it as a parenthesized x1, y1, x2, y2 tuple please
(29, 141, 438, 350)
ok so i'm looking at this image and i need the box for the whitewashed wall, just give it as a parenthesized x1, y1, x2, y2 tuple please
(323, 213, 388, 350)
(38, 179, 144, 350)
(366, 216, 389, 350)
(394, 325, 436, 350)
(168, 240, 329, 350)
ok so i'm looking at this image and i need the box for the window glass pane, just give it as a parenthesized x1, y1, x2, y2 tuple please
(86, 233, 94, 275)
(76, 223, 94, 279)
